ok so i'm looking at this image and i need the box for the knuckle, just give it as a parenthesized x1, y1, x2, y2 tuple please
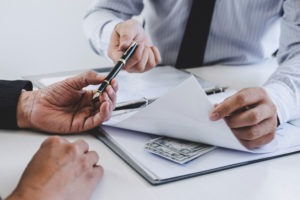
(134, 63, 145, 72)
(249, 110, 261, 124)
(85, 70, 96, 77)
(247, 126, 259, 140)
(120, 33, 131, 41)
(259, 87, 268, 96)
(243, 141, 256, 149)
(270, 102, 277, 113)
(219, 104, 230, 116)
(235, 92, 248, 107)
(85, 170, 95, 180)
(147, 56, 156, 68)
(42, 136, 63, 148)
(86, 166, 104, 180)
(65, 143, 79, 156)
(79, 156, 90, 171)
(133, 49, 143, 60)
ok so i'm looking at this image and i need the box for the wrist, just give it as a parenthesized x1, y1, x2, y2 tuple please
(6, 188, 42, 200)
(16, 91, 36, 129)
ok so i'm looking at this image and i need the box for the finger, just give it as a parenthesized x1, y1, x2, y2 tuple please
(231, 117, 277, 141)
(110, 79, 119, 93)
(239, 132, 275, 149)
(86, 165, 104, 183)
(119, 25, 145, 51)
(77, 90, 99, 108)
(81, 102, 111, 131)
(144, 47, 156, 71)
(118, 26, 142, 51)
(226, 103, 276, 128)
(150, 46, 162, 65)
(85, 151, 100, 167)
(104, 85, 117, 109)
(101, 92, 114, 112)
(73, 139, 89, 154)
(108, 30, 124, 63)
(127, 47, 149, 73)
(124, 42, 145, 71)
(210, 88, 267, 120)
(65, 71, 103, 90)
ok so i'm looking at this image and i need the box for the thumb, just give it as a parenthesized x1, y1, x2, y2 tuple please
(118, 22, 144, 51)
(65, 71, 103, 90)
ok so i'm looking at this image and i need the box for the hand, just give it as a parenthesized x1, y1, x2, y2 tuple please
(209, 87, 278, 149)
(6, 136, 102, 200)
(17, 71, 118, 134)
(108, 19, 161, 73)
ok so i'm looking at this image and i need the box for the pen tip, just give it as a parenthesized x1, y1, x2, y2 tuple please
(91, 92, 100, 103)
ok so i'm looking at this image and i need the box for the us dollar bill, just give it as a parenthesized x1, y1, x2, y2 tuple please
(144, 137, 216, 165)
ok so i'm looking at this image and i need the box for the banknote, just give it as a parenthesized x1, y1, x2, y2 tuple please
(144, 137, 216, 164)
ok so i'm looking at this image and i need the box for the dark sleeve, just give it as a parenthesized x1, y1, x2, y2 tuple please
(0, 80, 33, 129)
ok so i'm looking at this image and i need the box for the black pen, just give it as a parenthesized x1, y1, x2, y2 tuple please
(92, 41, 138, 103)
(113, 87, 228, 111)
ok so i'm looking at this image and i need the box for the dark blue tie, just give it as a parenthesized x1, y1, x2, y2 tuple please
(175, 0, 216, 68)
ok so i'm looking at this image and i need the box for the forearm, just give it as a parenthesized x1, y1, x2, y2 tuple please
(264, 0, 300, 123)
(264, 58, 300, 123)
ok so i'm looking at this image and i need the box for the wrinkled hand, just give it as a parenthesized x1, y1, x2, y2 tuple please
(7, 136, 102, 200)
(209, 87, 278, 149)
(17, 71, 118, 133)
(108, 19, 161, 73)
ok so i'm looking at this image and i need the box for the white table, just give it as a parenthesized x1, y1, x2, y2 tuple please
(1, 129, 300, 200)
(2, 59, 300, 200)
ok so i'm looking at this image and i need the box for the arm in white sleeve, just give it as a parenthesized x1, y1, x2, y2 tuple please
(263, 0, 300, 123)
(83, 0, 144, 57)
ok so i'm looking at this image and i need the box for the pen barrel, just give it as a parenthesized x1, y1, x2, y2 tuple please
(107, 61, 125, 80)
(97, 62, 124, 93)
(97, 81, 109, 93)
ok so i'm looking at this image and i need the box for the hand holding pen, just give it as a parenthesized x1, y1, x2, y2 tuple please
(108, 19, 161, 73)
(92, 41, 138, 103)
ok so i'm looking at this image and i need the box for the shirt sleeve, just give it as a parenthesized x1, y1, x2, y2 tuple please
(83, 0, 144, 57)
(263, 0, 300, 123)
(0, 80, 33, 129)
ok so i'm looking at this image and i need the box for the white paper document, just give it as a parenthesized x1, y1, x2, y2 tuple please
(105, 76, 278, 153)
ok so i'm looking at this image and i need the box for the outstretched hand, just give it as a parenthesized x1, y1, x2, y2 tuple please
(17, 71, 118, 134)
(108, 19, 161, 73)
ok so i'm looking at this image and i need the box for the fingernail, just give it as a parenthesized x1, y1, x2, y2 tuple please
(209, 112, 220, 121)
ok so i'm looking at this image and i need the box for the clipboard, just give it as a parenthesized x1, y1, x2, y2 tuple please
(91, 124, 300, 185)
(24, 65, 300, 185)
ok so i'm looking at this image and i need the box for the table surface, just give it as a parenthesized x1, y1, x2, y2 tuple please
(2, 59, 300, 200)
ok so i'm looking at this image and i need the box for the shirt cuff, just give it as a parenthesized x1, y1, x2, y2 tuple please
(0, 80, 33, 129)
(100, 19, 124, 61)
(263, 82, 297, 124)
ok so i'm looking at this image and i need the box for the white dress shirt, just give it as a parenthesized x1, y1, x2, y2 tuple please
(83, 0, 300, 124)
